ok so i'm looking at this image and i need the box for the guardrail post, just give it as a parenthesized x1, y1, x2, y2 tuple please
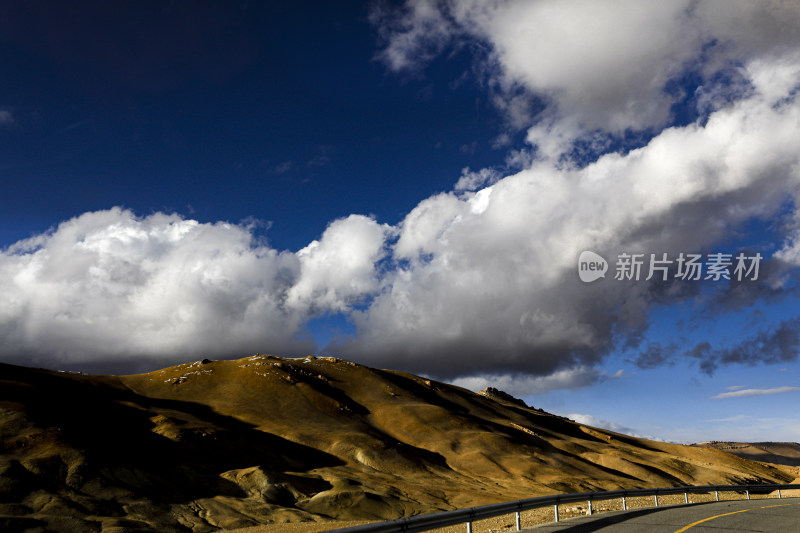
(746, 489, 750, 500)
(654, 493, 659, 507)
(466, 521, 472, 533)
(588, 500, 592, 516)
(684, 492, 688, 504)
(553, 505, 558, 523)
(715, 490, 719, 502)
(516, 510, 521, 530)
(778, 489, 782, 499)
(622, 496, 627, 510)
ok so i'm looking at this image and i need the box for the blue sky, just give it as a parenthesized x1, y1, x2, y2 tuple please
(2, 1, 800, 443)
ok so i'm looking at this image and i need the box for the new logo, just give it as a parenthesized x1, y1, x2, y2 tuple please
(578, 251, 608, 283)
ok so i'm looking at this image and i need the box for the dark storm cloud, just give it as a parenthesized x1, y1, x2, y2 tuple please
(713, 318, 800, 373)
(634, 342, 680, 370)
(681, 320, 800, 376)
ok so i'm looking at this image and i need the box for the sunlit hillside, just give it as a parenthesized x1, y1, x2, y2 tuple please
(0, 356, 794, 532)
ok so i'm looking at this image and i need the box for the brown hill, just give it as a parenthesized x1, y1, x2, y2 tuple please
(0, 355, 794, 532)
(691, 441, 800, 467)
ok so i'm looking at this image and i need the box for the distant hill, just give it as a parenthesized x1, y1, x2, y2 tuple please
(691, 441, 800, 467)
(0, 356, 794, 532)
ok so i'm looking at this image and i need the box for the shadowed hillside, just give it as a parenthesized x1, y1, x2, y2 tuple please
(0, 355, 794, 532)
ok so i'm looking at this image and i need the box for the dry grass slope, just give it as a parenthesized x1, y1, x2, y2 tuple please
(691, 441, 800, 467)
(0, 355, 795, 532)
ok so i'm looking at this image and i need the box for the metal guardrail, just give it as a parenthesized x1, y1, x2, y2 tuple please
(326, 483, 800, 533)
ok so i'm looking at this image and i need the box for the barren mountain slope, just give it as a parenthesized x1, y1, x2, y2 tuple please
(692, 441, 800, 467)
(0, 355, 793, 532)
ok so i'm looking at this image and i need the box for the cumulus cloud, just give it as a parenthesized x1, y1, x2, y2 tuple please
(334, 67, 800, 376)
(322, 0, 800, 380)
(0, 208, 384, 372)
(711, 386, 800, 399)
(372, 0, 800, 152)
(287, 215, 391, 313)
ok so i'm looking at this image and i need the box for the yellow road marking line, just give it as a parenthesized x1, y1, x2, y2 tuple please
(674, 502, 800, 532)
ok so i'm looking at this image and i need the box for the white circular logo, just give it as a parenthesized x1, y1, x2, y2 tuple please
(578, 251, 608, 282)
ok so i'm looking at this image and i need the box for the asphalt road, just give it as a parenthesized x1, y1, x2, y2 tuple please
(528, 498, 800, 532)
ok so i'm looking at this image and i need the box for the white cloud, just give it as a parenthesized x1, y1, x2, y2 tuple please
(711, 386, 800, 399)
(566, 413, 663, 441)
(336, 67, 800, 376)
(370, 0, 456, 73)
(373, 0, 800, 154)
(317, 1, 800, 380)
(0, 208, 384, 370)
(454, 166, 501, 191)
(287, 215, 390, 312)
(485, 0, 695, 134)
(451, 366, 606, 397)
